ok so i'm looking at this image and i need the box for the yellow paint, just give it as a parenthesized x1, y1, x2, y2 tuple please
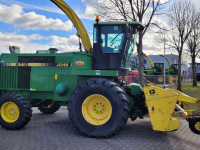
(1, 102, 20, 123)
(82, 94, 112, 125)
(51, 0, 92, 53)
(168, 76, 175, 84)
(167, 117, 180, 131)
(195, 122, 200, 131)
(175, 104, 188, 120)
(158, 76, 163, 82)
(143, 85, 200, 132)
(158, 54, 172, 68)
(0, 63, 72, 67)
(134, 52, 155, 68)
(143, 86, 180, 131)
(55, 74, 58, 80)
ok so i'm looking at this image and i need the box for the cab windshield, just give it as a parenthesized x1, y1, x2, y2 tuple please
(100, 26, 125, 53)
(155, 63, 164, 68)
(172, 64, 178, 69)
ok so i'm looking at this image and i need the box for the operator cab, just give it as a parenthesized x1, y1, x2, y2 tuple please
(92, 20, 144, 76)
(172, 64, 178, 72)
(154, 62, 164, 72)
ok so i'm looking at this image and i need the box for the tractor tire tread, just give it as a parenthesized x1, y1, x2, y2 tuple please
(0, 92, 32, 130)
(189, 117, 200, 134)
(68, 78, 129, 138)
(38, 101, 61, 114)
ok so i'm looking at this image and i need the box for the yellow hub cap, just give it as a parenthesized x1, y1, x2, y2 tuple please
(195, 122, 200, 131)
(42, 100, 54, 108)
(82, 94, 112, 125)
(158, 76, 164, 82)
(1, 102, 20, 123)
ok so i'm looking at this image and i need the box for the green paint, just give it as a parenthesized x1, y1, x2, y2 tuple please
(95, 21, 143, 26)
(56, 83, 68, 96)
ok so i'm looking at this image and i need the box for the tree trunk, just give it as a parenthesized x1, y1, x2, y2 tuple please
(177, 52, 182, 91)
(192, 55, 197, 86)
(137, 31, 144, 86)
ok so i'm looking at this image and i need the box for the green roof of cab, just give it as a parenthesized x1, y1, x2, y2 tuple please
(95, 21, 143, 25)
(94, 21, 144, 29)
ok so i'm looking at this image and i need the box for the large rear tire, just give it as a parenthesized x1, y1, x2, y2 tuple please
(38, 100, 60, 114)
(0, 92, 32, 130)
(68, 78, 129, 138)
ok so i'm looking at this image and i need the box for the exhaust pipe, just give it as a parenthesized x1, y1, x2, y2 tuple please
(9, 46, 16, 54)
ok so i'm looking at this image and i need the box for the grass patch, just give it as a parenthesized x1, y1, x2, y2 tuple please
(169, 83, 200, 114)
(169, 83, 200, 99)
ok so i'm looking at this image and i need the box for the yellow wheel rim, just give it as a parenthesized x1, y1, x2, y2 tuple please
(1, 102, 20, 123)
(158, 76, 164, 82)
(195, 122, 200, 131)
(42, 100, 54, 109)
(82, 94, 112, 126)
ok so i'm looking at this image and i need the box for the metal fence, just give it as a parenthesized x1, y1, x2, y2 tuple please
(119, 74, 193, 87)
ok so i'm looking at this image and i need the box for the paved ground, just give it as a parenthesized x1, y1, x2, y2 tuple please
(0, 107, 200, 150)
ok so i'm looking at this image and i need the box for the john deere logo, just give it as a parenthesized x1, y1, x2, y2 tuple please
(75, 61, 84, 66)
(150, 90, 155, 94)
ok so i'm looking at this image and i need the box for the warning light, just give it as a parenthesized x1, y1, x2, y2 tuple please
(96, 16, 99, 22)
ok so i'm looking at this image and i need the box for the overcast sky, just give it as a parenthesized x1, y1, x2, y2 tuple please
(0, 0, 199, 58)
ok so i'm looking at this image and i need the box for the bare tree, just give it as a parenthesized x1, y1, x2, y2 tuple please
(97, 0, 167, 86)
(182, 52, 191, 66)
(186, 9, 200, 86)
(166, 0, 195, 91)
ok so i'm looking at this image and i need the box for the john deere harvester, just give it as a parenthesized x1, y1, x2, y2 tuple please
(133, 53, 170, 84)
(141, 53, 177, 84)
(158, 54, 178, 82)
(0, 0, 200, 138)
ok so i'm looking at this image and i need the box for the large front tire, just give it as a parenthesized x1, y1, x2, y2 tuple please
(68, 78, 129, 138)
(0, 92, 32, 130)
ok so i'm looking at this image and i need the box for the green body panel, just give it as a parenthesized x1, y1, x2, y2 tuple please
(30, 67, 55, 91)
(0, 52, 117, 102)
(124, 83, 143, 110)
(0, 66, 18, 89)
(144, 68, 177, 76)
(144, 68, 156, 75)
(95, 21, 143, 26)
(54, 71, 77, 101)
(124, 83, 145, 119)
(0, 54, 18, 63)
(128, 83, 143, 95)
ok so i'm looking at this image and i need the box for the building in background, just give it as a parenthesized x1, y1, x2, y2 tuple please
(131, 54, 190, 75)
(188, 62, 200, 80)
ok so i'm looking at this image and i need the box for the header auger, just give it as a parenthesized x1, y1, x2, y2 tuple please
(0, 0, 200, 138)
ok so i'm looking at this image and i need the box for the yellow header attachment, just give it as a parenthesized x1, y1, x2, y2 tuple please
(158, 54, 172, 68)
(134, 52, 155, 68)
(51, 0, 93, 53)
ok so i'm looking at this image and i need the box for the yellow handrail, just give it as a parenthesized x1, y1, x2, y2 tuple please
(158, 54, 172, 68)
(134, 52, 155, 68)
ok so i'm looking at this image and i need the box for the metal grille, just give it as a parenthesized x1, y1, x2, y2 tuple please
(0, 66, 18, 89)
(18, 56, 55, 63)
(17, 67, 31, 89)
